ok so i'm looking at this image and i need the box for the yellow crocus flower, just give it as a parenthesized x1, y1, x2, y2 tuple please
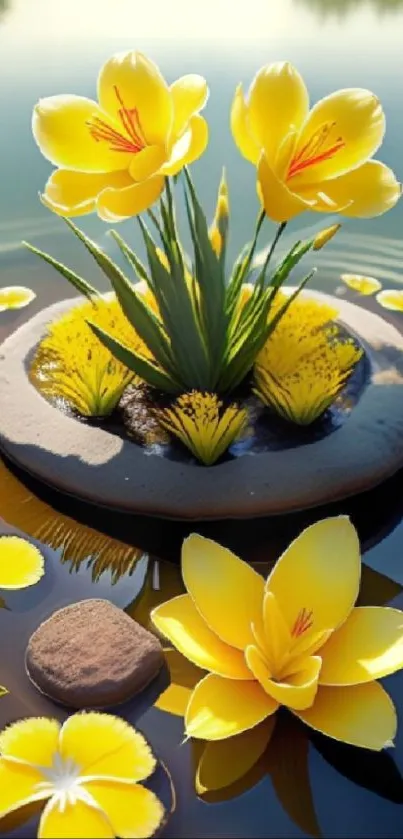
(153, 518, 403, 750)
(33, 51, 209, 221)
(231, 62, 401, 223)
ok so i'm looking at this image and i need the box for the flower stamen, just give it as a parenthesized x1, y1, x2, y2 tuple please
(287, 122, 345, 179)
(87, 86, 146, 154)
(291, 607, 314, 638)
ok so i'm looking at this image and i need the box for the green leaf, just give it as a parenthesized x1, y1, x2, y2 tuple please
(62, 218, 178, 378)
(88, 321, 179, 393)
(108, 230, 149, 282)
(23, 242, 99, 300)
(264, 268, 317, 343)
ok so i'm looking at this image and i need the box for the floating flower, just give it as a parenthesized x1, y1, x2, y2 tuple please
(0, 286, 36, 311)
(376, 289, 403, 312)
(31, 296, 149, 416)
(341, 274, 382, 295)
(253, 293, 362, 424)
(0, 712, 164, 838)
(152, 518, 403, 750)
(0, 536, 44, 590)
(157, 391, 248, 465)
(231, 62, 401, 222)
(33, 51, 208, 221)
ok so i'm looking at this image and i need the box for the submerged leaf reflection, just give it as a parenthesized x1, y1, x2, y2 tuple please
(0, 459, 143, 582)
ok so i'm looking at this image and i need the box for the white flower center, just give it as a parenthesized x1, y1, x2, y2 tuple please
(35, 752, 89, 811)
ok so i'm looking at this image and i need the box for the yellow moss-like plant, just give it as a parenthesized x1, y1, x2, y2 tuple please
(31, 296, 150, 417)
(158, 391, 248, 465)
(254, 294, 363, 426)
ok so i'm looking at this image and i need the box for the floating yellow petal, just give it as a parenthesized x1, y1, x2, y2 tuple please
(0, 536, 45, 590)
(38, 797, 114, 839)
(185, 673, 278, 741)
(377, 289, 403, 312)
(341, 274, 382, 295)
(82, 782, 164, 839)
(196, 718, 276, 793)
(295, 682, 397, 750)
(0, 287, 36, 311)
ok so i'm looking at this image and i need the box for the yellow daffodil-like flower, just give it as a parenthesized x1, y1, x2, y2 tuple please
(231, 61, 401, 223)
(253, 293, 362, 424)
(0, 286, 36, 311)
(376, 289, 403, 312)
(31, 295, 149, 416)
(341, 274, 382, 295)
(33, 51, 209, 222)
(0, 536, 44, 590)
(157, 391, 248, 465)
(0, 712, 164, 839)
(152, 518, 403, 750)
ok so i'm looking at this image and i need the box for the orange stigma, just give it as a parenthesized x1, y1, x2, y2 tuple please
(291, 607, 314, 638)
(87, 86, 146, 154)
(287, 122, 345, 180)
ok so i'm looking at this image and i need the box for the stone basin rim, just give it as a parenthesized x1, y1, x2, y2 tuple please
(1, 290, 403, 520)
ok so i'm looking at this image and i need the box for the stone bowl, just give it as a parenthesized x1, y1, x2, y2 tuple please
(1, 291, 403, 520)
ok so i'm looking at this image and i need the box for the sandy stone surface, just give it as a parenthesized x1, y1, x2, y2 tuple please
(25, 599, 164, 708)
(1, 292, 403, 518)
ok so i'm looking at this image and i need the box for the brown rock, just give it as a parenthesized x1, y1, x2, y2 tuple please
(25, 599, 164, 709)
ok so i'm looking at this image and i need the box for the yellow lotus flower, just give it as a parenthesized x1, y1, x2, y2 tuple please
(152, 518, 403, 751)
(0, 286, 36, 311)
(231, 62, 401, 223)
(33, 51, 209, 221)
(341, 274, 382, 295)
(0, 713, 164, 839)
(377, 289, 403, 311)
(0, 536, 44, 590)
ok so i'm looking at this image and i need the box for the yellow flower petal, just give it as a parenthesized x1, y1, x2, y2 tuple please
(32, 95, 129, 173)
(97, 50, 172, 147)
(0, 759, 49, 819)
(96, 174, 165, 221)
(258, 152, 312, 223)
(294, 682, 397, 750)
(38, 796, 114, 839)
(155, 649, 204, 717)
(42, 169, 133, 217)
(0, 536, 44, 590)
(377, 289, 403, 312)
(248, 62, 309, 169)
(151, 594, 251, 679)
(263, 591, 291, 673)
(182, 534, 264, 650)
(59, 713, 155, 783)
(0, 718, 60, 767)
(230, 84, 260, 165)
(0, 287, 36, 311)
(307, 161, 401, 218)
(83, 781, 164, 839)
(196, 717, 276, 793)
(129, 145, 166, 181)
(170, 74, 208, 139)
(341, 273, 382, 295)
(292, 88, 385, 184)
(162, 114, 208, 176)
(185, 673, 278, 741)
(266, 517, 360, 638)
(245, 646, 321, 710)
(319, 607, 403, 685)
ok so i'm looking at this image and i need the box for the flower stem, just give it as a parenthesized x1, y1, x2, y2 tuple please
(263, 221, 287, 274)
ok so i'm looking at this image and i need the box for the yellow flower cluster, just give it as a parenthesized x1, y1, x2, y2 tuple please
(254, 294, 363, 425)
(32, 296, 148, 417)
(158, 391, 248, 465)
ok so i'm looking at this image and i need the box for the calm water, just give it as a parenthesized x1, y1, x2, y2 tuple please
(1, 0, 403, 836)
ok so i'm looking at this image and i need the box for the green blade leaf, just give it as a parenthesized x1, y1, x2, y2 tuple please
(108, 230, 149, 282)
(23, 241, 99, 300)
(88, 321, 179, 393)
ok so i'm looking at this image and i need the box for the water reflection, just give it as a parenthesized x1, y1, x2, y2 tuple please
(297, 0, 403, 18)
